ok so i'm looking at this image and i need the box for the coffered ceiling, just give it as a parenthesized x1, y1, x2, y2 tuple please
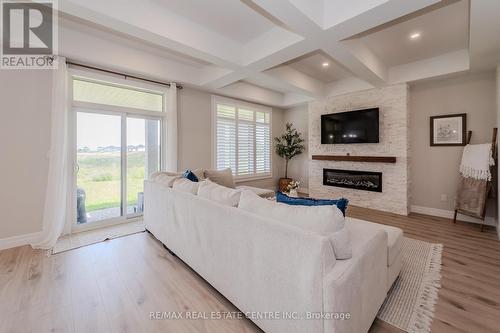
(56, 0, 500, 108)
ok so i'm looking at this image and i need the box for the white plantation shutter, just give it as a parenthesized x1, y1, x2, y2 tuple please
(216, 104, 236, 171)
(255, 111, 271, 174)
(238, 109, 254, 176)
(214, 97, 271, 179)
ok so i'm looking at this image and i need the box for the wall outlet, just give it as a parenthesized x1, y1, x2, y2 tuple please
(440, 194, 448, 202)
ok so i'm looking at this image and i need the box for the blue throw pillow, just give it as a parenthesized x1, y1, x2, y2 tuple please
(182, 170, 199, 182)
(276, 191, 349, 216)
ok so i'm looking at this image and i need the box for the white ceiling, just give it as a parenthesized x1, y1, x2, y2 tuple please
(360, 0, 469, 67)
(286, 52, 354, 83)
(155, 0, 276, 43)
(56, 0, 500, 108)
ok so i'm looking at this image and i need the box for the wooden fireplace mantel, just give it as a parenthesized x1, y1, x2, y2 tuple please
(311, 155, 397, 163)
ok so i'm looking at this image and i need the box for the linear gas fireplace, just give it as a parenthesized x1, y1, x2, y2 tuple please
(323, 169, 382, 192)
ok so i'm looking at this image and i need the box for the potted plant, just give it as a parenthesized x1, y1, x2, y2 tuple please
(274, 123, 305, 192)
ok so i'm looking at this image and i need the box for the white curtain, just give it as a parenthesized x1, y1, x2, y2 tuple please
(32, 57, 70, 249)
(165, 83, 178, 171)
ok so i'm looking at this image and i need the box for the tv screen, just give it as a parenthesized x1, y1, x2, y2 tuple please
(321, 108, 379, 144)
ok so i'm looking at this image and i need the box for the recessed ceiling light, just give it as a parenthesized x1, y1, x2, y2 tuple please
(410, 32, 421, 40)
(322, 62, 329, 67)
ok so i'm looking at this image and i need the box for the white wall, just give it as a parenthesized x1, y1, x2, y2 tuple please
(283, 104, 309, 191)
(0, 70, 52, 242)
(410, 72, 497, 220)
(178, 88, 213, 171)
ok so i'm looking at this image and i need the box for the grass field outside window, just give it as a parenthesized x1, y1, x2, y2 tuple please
(77, 151, 145, 212)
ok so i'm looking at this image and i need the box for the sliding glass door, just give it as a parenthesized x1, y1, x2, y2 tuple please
(77, 112, 122, 224)
(126, 117, 161, 216)
(75, 112, 162, 226)
(71, 73, 165, 231)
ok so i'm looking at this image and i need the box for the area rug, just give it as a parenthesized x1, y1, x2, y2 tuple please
(52, 221, 145, 254)
(377, 237, 443, 333)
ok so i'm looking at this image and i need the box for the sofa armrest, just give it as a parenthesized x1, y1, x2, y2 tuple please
(323, 229, 387, 333)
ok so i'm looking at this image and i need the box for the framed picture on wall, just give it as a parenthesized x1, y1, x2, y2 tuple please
(430, 113, 467, 146)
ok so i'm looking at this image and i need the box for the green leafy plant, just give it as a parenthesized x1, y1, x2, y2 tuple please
(274, 123, 305, 179)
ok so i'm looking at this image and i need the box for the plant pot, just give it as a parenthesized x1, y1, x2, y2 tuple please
(279, 178, 292, 192)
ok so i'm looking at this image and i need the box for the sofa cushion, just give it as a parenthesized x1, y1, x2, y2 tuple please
(239, 190, 351, 259)
(150, 171, 181, 187)
(173, 178, 200, 194)
(192, 168, 205, 181)
(239, 190, 345, 234)
(236, 185, 275, 198)
(276, 191, 349, 216)
(150, 171, 182, 178)
(198, 179, 241, 207)
(346, 217, 403, 267)
(204, 168, 235, 188)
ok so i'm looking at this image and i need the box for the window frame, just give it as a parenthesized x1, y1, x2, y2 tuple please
(211, 95, 273, 182)
(68, 68, 168, 233)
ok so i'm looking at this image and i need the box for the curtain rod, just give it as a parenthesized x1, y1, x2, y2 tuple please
(65, 60, 183, 89)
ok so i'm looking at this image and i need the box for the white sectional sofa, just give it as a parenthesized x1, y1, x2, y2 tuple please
(144, 180, 403, 333)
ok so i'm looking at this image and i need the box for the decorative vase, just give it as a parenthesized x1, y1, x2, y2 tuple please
(279, 178, 292, 192)
(289, 189, 298, 197)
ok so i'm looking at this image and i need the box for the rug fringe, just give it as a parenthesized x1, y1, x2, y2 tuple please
(408, 243, 443, 333)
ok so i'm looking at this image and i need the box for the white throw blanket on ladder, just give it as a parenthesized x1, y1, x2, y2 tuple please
(459, 143, 495, 180)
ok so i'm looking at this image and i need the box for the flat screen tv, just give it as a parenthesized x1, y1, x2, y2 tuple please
(321, 108, 379, 144)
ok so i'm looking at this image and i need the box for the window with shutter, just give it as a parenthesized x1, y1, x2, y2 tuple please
(213, 96, 272, 180)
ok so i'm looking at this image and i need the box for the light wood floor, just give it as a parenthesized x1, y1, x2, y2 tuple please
(1, 207, 499, 333)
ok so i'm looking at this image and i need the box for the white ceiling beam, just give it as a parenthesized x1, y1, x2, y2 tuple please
(320, 44, 386, 86)
(216, 81, 285, 108)
(246, 72, 319, 97)
(241, 27, 304, 67)
(248, 0, 324, 38)
(201, 71, 249, 90)
(263, 66, 325, 97)
(338, 39, 388, 82)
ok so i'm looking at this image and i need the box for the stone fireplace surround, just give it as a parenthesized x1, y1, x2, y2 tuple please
(308, 84, 410, 215)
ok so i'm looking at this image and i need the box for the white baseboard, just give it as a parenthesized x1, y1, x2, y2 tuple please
(410, 205, 497, 226)
(0, 231, 41, 251)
